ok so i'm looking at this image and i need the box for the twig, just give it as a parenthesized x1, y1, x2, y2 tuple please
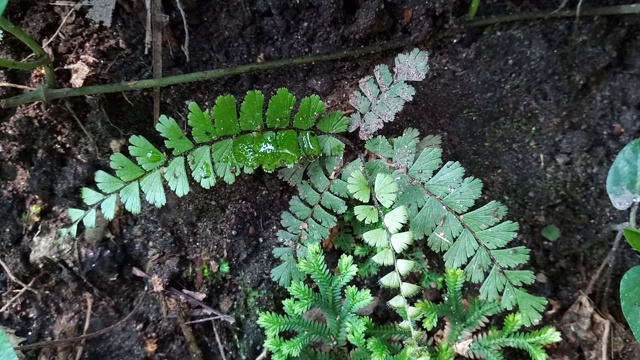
(184, 316, 231, 325)
(0, 278, 36, 313)
(212, 322, 227, 360)
(174, 0, 190, 61)
(151, 0, 163, 124)
(0, 39, 410, 108)
(74, 293, 94, 360)
(15, 292, 147, 351)
(176, 304, 204, 360)
(0, 258, 38, 296)
(63, 100, 99, 159)
(43, 8, 75, 49)
(585, 226, 625, 295)
(601, 317, 611, 360)
(467, 4, 640, 27)
(255, 348, 268, 360)
(0, 82, 36, 90)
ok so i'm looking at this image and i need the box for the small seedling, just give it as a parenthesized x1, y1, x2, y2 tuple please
(541, 225, 560, 241)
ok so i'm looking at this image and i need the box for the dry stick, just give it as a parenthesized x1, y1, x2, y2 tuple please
(0, 82, 35, 90)
(14, 292, 147, 351)
(174, 0, 190, 61)
(42, 8, 75, 49)
(212, 322, 227, 360)
(0, 258, 38, 296)
(467, 3, 640, 27)
(0, 278, 36, 313)
(74, 293, 94, 360)
(151, 0, 163, 124)
(255, 348, 268, 360)
(0, 40, 408, 108)
(585, 226, 626, 296)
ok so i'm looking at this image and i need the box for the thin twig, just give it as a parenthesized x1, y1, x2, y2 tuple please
(184, 316, 230, 325)
(15, 292, 147, 351)
(43, 8, 75, 49)
(601, 317, 611, 360)
(74, 293, 94, 360)
(255, 348, 268, 360)
(0, 258, 38, 296)
(0, 278, 36, 313)
(212, 322, 227, 360)
(174, 0, 190, 61)
(467, 3, 640, 27)
(0, 82, 36, 91)
(63, 100, 99, 158)
(585, 226, 626, 295)
(0, 39, 410, 108)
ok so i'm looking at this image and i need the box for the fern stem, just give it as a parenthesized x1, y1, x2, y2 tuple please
(0, 17, 56, 88)
(0, 41, 408, 108)
(467, 3, 640, 27)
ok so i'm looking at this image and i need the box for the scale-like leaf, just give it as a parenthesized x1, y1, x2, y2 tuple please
(318, 135, 345, 156)
(372, 248, 394, 266)
(67, 208, 86, 223)
(240, 90, 264, 131)
(120, 181, 141, 214)
(375, 173, 397, 208)
(95, 170, 125, 193)
(366, 136, 394, 158)
(394, 48, 429, 82)
(443, 229, 479, 269)
(0, 327, 18, 360)
(294, 95, 325, 130)
(156, 115, 194, 155)
(363, 228, 388, 248)
(384, 206, 408, 234)
(347, 170, 370, 203)
(212, 139, 239, 183)
(396, 259, 415, 276)
(82, 187, 105, 206)
(188, 102, 216, 142)
(354, 205, 378, 224)
(267, 88, 296, 128)
(390, 231, 413, 253)
(83, 208, 96, 228)
(380, 271, 401, 288)
(212, 95, 240, 136)
(316, 112, 349, 133)
(140, 170, 166, 207)
(101, 194, 118, 221)
(425, 161, 464, 198)
(476, 221, 519, 249)
(188, 146, 216, 189)
(164, 156, 190, 197)
(491, 247, 529, 268)
(110, 153, 145, 182)
(129, 135, 166, 170)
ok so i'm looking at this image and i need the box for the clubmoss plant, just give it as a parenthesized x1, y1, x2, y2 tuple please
(62, 49, 560, 359)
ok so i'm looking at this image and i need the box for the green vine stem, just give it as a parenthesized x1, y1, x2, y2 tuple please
(468, 4, 640, 27)
(0, 40, 408, 108)
(0, 16, 56, 88)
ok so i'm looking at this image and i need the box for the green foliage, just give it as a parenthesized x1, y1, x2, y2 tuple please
(61, 89, 349, 237)
(606, 138, 640, 210)
(258, 243, 408, 360)
(0, 0, 7, 19)
(541, 225, 560, 242)
(0, 327, 18, 360)
(621, 266, 640, 343)
(265, 50, 558, 360)
(607, 138, 640, 344)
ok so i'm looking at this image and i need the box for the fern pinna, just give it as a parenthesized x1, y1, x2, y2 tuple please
(60, 89, 349, 238)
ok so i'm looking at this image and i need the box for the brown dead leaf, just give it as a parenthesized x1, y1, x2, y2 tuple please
(64, 62, 91, 88)
(182, 289, 206, 301)
(144, 338, 158, 356)
(151, 274, 164, 293)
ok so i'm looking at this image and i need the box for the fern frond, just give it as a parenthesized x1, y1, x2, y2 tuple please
(63, 89, 349, 238)
(258, 243, 375, 359)
(349, 49, 430, 140)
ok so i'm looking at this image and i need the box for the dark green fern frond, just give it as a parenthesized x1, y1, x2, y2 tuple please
(62, 89, 349, 238)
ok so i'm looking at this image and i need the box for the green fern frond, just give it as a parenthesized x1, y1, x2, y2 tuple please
(258, 243, 375, 360)
(63, 89, 349, 238)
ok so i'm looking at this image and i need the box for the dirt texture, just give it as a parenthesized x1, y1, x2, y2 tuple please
(2, 0, 640, 359)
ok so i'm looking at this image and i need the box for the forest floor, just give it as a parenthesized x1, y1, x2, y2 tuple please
(2, 0, 640, 359)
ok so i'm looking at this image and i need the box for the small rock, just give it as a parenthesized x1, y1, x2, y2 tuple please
(306, 75, 334, 97)
(559, 130, 593, 154)
(555, 153, 571, 166)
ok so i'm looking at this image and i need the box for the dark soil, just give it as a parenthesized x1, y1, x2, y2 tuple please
(2, 0, 640, 359)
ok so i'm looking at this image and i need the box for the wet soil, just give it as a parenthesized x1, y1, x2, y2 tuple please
(2, 0, 640, 359)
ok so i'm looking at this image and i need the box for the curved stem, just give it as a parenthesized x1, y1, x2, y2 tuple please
(0, 40, 408, 108)
(467, 4, 640, 27)
(0, 54, 49, 70)
(630, 202, 638, 230)
(0, 16, 56, 88)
